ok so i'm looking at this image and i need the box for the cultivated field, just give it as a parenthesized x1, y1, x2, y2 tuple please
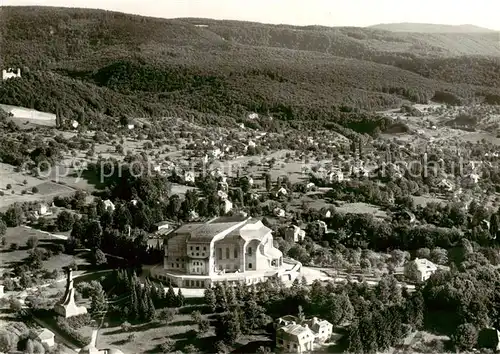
(0, 163, 76, 210)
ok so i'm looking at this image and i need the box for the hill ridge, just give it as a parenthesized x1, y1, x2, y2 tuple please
(2, 6, 500, 134)
(369, 22, 497, 33)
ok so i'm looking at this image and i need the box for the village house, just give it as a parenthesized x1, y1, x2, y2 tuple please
(211, 148, 222, 159)
(188, 210, 200, 221)
(276, 321, 315, 353)
(394, 210, 417, 224)
(184, 171, 196, 184)
(438, 179, 454, 192)
(274, 208, 286, 218)
(36, 203, 49, 216)
(153, 216, 295, 288)
(328, 170, 344, 183)
(275, 187, 288, 198)
(219, 180, 229, 191)
(315, 220, 327, 233)
(217, 190, 229, 201)
(285, 225, 306, 243)
(276, 316, 334, 353)
(405, 258, 438, 282)
(223, 199, 233, 214)
(468, 172, 480, 184)
(71, 120, 79, 129)
(127, 124, 135, 130)
(103, 199, 115, 212)
(154, 221, 172, 233)
(1, 68, 21, 80)
(37, 328, 55, 348)
(306, 182, 316, 191)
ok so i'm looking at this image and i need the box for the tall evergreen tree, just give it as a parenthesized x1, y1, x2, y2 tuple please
(176, 288, 185, 307)
(130, 284, 139, 320)
(204, 287, 217, 312)
(166, 284, 177, 307)
(215, 311, 242, 345)
(145, 295, 156, 322)
(346, 324, 363, 354)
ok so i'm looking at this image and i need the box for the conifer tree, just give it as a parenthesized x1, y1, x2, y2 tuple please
(346, 323, 363, 354)
(204, 287, 217, 312)
(176, 288, 185, 307)
(139, 297, 148, 321)
(130, 284, 139, 320)
(166, 284, 177, 307)
(145, 295, 156, 322)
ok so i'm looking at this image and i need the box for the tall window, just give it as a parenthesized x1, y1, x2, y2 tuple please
(218, 248, 222, 260)
(234, 248, 238, 258)
(248, 247, 252, 256)
(226, 248, 230, 259)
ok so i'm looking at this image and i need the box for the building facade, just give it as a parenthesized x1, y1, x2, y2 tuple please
(154, 216, 294, 288)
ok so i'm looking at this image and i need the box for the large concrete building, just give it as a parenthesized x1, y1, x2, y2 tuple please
(151, 216, 301, 288)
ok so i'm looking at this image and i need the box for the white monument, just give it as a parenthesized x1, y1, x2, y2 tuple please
(54, 267, 87, 318)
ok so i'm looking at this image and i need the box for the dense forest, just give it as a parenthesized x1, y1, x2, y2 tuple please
(1, 6, 500, 133)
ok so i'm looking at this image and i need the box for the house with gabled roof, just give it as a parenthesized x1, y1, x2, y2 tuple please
(276, 315, 334, 352)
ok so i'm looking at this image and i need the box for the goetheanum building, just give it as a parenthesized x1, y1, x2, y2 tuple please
(151, 216, 301, 288)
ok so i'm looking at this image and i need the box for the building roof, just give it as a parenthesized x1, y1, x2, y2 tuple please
(174, 223, 205, 234)
(304, 317, 333, 333)
(37, 328, 54, 340)
(189, 222, 242, 242)
(278, 323, 314, 338)
(173, 217, 272, 244)
(414, 258, 438, 272)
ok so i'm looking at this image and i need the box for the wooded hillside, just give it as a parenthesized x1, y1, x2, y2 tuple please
(1, 6, 500, 133)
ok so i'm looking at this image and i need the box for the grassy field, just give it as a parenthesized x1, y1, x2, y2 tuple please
(0, 162, 75, 210)
(97, 308, 211, 353)
(0, 226, 88, 274)
(97, 304, 272, 353)
(336, 202, 388, 219)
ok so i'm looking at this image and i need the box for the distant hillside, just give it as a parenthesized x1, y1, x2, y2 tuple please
(2, 6, 500, 134)
(369, 23, 497, 33)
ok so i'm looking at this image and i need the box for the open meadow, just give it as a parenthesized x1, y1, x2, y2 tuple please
(0, 227, 88, 275)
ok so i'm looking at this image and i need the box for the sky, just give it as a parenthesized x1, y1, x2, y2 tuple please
(3, 0, 500, 30)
